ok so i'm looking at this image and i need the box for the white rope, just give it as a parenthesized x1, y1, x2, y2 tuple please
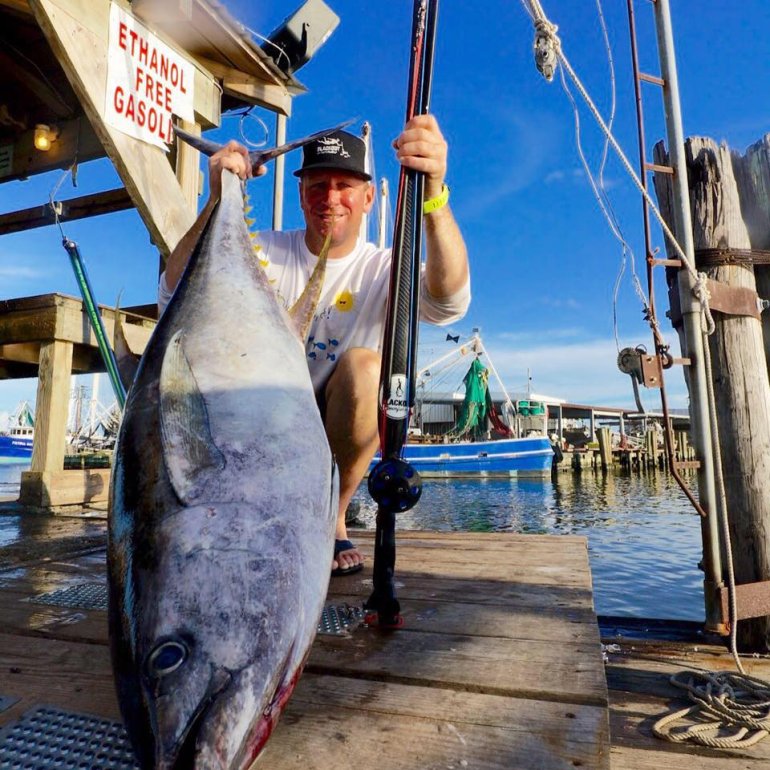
(652, 670, 770, 748)
(702, 323, 743, 673)
(555, 64, 652, 351)
(519, 0, 714, 335)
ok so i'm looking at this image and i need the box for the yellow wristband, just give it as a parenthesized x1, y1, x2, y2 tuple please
(423, 184, 449, 214)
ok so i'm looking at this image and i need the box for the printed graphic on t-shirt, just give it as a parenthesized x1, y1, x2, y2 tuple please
(334, 290, 354, 312)
(307, 335, 340, 362)
(306, 287, 358, 363)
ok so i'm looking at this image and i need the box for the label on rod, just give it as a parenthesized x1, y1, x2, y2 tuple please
(386, 374, 409, 419)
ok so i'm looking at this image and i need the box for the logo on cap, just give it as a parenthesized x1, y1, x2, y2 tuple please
(316, 137, 351, 158)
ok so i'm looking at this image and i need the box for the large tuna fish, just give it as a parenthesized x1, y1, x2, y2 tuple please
(108, 169, 338, 769)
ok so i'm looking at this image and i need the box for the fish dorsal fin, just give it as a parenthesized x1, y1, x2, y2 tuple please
(113, 292, 141, 392)
(159, 330, 225, 504)
(288, 225, 333, 342)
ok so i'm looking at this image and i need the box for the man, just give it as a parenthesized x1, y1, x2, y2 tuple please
(159, 114, 470, 576)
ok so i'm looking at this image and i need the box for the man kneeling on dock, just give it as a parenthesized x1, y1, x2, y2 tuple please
(158, 116, 470, 577)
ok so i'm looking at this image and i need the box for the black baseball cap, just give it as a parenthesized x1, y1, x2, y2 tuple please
(293, 130, 371, 181)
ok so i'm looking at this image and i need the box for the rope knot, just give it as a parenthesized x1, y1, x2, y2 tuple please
(534, 19, 560, 82)
(693, 272, 716, 335)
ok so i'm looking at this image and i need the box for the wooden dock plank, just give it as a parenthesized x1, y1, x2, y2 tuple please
(606, 636, 770, 768)
(0, 525, 611, 768)
(330, 592, 599, 643)
(0, 631, 121, 726)
(309, 629, 606, 707)
(261, 674, 609, 770)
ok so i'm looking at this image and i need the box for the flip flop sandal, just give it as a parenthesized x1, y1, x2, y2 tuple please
(332, 538, 364, 577)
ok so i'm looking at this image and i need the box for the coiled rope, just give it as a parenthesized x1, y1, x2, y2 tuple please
(652, 670, 770, 748)
(518, 0, 770, 749)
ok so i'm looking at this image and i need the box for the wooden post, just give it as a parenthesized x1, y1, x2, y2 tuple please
(596, 427, 613, 471)
(19, 339, 73, 507)
(731, 134, 770, 380)
(645, 429, 656, 469)
(175, 119, 201, 217)
(30, 339, 72, 474)
(659, 137, 770, 651)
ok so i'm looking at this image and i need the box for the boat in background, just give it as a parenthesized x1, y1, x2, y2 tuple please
(0, 401, 34, 464)
(372, 334, 556, 478)
(397, 434, 554, 477)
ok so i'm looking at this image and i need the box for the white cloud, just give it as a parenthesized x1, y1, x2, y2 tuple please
(419, 324, 689, 410)
(0, 266, 42, 280)
(540, 296, 583, 311)
(482, 336, 689, 408)
(544, 168, 584, 184)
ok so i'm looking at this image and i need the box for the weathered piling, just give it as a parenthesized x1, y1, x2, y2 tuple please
(596, 428, 613, 471)
(655, 135, 770, 652)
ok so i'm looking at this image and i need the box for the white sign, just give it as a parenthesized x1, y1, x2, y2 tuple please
(104, 3, 195, 150)
(386, 374, 409, 419)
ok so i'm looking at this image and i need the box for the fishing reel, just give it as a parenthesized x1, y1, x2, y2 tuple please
(368, 458, 422, 512)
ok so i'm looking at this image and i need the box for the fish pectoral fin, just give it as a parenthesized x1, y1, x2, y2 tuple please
(159, 331, 225, 504)
(113, 292, 141, 392)
(287, 226, 333, 341)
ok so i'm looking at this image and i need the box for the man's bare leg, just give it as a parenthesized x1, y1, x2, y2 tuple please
(323, 347, 380, 572)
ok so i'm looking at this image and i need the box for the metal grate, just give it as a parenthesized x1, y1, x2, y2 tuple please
(317, 603, 365, 636)
(29, 583, 108, 611)
(0, 706, 139, 769)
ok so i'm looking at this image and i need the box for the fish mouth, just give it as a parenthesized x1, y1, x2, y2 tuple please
(155, 668, 232, 770)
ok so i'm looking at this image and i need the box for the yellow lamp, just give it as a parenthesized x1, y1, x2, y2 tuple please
(34, 124, 57, 151)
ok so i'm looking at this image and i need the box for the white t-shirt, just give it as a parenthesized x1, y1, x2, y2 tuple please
(159, 229, 470, 394)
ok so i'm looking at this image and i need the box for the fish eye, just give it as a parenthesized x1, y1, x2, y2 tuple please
(147, 640, 188, 677)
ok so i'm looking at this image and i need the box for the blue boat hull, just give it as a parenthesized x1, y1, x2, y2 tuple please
(371, 436, 554, 478)
(0, 435, 33, 464)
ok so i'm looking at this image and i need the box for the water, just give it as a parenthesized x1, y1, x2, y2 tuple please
(0, 463, 27, 500)
(350, 470, 704, 622)
(0, 463, 703, 621)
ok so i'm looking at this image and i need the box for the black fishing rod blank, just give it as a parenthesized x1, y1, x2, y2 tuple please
(366, 0, 439, 629)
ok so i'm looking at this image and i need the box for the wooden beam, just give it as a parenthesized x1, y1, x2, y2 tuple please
(174, 120, 200, 217)
(221, 82, 292, 117)
(0, 360, 38, 378)
(0, 342, 40, 365)
(195, 56, 292, 116)
(130, 0, 191, 22)
(20, 468, 111, 507)
(0, 188, 133, 235)
(0, 0, 33, 16)
(0, 46, 74, 119)
(0, 116, 105, 183)
(191, 2, 297, 104)
(28, 0, 198, 258)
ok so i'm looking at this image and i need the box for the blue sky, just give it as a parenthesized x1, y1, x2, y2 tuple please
(2, 1, 769, 424)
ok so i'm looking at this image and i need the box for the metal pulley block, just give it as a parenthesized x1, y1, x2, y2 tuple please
(617, 346, 644, 382)
(639, 350, 663, 388)
(617, 345, 668, 388)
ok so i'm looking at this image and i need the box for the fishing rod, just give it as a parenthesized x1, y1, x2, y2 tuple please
(366, 0, 439, 629)
(62, 238, 127, 409)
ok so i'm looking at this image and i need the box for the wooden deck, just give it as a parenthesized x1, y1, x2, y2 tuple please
(605, 631, 770, 769)
(3, 509, 768, 768)
(0, 510, 609, 768)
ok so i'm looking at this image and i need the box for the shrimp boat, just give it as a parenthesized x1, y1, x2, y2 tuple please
(372, 334, 555, 478)
(0, 401, 34, 464)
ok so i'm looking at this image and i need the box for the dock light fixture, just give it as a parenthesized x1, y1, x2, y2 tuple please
(261, 0, 340, 75)
(34, 123, 59, 151)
